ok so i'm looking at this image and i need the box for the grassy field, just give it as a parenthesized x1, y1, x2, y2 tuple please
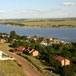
(0, 43, 27, 76)
(0, 43, 12, 51)
(0, 60, 27, 76)
(0, 18, 76, 28)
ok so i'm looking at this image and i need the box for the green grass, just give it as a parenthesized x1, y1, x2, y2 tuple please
(0, 60, 27, 76)
(0, 43, 27, 76)
(0, 43, 12, 51)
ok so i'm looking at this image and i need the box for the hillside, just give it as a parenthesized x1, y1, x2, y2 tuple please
(0, 18, 76, 28)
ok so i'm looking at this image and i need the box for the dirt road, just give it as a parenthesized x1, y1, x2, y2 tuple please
(2, 50, 44, 76)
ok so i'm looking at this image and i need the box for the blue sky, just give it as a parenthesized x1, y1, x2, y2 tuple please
(0, 0, 76, 19)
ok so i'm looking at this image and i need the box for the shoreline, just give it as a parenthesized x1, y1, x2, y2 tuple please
(0, 24, 76, 28)
(0, 24, 76, 42)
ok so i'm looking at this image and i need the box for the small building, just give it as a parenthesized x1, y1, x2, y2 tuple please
(60, 40, 70, 44)
(0, 39, 6, 43)
(13, 46, 25, 53)
(40, 41, 48, 46)
(54, 55, 70, 67)
(60, 40, 64, 43)
(50, 37, 53, 41)
(28, 49, 39, 56)
(13, 39, 18, 41)
(52, 39, 60, 44)
(24, 48, 39, 56)
(32, 50, 39, 56)
(2, 35, 7, 37)
(2, 34, 10, 38)
(0, 50, 14, 60)
(0, 51, 2, 58)
(33, 36, 39, 42)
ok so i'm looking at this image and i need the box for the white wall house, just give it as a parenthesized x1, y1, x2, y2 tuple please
(0, 50, 14, 60)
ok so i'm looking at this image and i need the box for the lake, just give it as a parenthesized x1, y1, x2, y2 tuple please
(0, 25, 76, 42)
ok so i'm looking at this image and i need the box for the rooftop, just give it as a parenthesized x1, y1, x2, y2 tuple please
(54, 55, 66, 61)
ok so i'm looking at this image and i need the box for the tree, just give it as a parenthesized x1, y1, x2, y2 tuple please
(11, 41, 29, 48)
(12, 41, 19, 48)
(60, 66, 75, 76)
(10, 31, 17, 39)
(20, 36, 28, 40)
(61, 50, 72, 58)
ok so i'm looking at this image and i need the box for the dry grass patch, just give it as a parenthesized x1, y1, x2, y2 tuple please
(0, 60, 27, 76)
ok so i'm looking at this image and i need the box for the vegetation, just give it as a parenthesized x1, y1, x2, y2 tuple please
(0, 61, 27, 76)
(0, 43, 12, 51)
(0, 18, 76, 28)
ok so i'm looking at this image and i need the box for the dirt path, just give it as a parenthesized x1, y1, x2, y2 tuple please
(2, 50, 44, 76)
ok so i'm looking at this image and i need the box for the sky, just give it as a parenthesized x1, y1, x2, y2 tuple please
(0, 0, 76, 19)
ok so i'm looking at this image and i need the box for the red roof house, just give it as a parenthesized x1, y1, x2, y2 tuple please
(13, 46, 25, 53)
(54, 55, 70, 67)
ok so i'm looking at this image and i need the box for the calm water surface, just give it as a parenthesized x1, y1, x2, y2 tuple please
(0, 25, 76, 42)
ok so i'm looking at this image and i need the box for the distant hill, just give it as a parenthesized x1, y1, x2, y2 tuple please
(0, 18, 76, 28)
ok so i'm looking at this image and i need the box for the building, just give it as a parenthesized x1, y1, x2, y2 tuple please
(2, 35, 7, 37)
(50, 37, 53, 41)
(24, 48, 39, 56)
(28, 49, 39, 56)
(0, 50, 14, 60)
(32, 50, 39, 56)
(53, 39, 60, 44)
(54, 55, 70, 67)
(0, 39, 6, 43)
(60, 40, 70, 44)
(13, 39, 18, 41)
(13, 46, 25, 53)
(13, 46, 39, 56)
(40, 41, 48, 46)
(33, 36, 39, 41)
(0, 51, 2, 58)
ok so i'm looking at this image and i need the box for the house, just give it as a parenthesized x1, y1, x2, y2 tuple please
(50, 37, 53, 41)
(2, 34, 10, 38)
(33, 36, 39, 42)
(60, 40, 64, 43)
(0, 39, 6, 43)
(13, 46, 25, 53)
(40, 41, 48, 46)
(32, 50, 39, 56)
(28, 49, 39, 56)
(0, 51, 2, 58)
(54, 55, 70, 67)
(0, 50, 14, 60)
(2, 35, 7, 37)
(13, 46, 39, 56)
(24, 48, 39, 56)
(13, 39, 18, 41)
(60, 40, 70, 44)
(52, 39, 60, 44)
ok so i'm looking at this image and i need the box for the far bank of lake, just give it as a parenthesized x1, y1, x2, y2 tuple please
(0, 25, 76, 42)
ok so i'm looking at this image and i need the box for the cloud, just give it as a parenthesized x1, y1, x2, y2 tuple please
(16, 8, 61, 14)
(16, 9, 43, 14)
(62, 2, 76, 6)
(0, 10, 8, 13)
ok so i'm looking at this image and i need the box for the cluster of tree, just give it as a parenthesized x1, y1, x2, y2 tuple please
(2, 22, 25, 26)
(52, 25, 74, 27)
